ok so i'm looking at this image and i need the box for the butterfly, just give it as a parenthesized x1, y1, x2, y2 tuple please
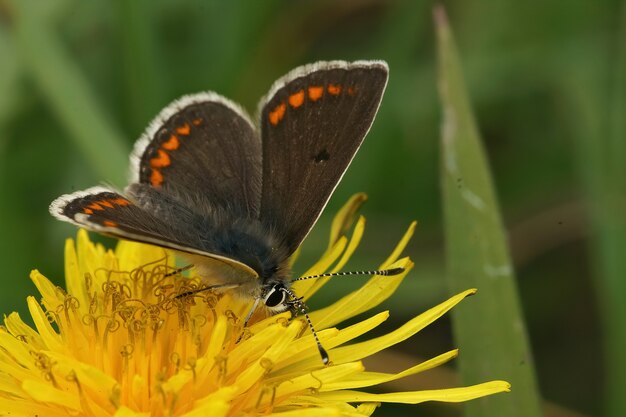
(50, 61, 398, 363)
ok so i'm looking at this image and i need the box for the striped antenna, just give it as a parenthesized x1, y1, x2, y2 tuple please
(280, 286, 329, 365)
(285, 267, 404, 364)
(165, 264, 194, 278)
(291, 266, 404, 283)
(169, 264, 242, 299)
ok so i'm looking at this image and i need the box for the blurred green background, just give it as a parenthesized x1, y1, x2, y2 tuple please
(0, 1, 624, 416)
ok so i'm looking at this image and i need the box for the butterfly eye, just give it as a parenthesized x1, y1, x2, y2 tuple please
(264, 285, 286, 308)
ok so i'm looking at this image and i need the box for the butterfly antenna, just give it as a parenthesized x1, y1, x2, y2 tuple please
(175, 287, 210, 299)
(169, 265, 249, 299)
(175, 282, 239, 299)
(291, 266, 404, 283)
(281, 286, 329, 365)
(165, 264, 194, 278)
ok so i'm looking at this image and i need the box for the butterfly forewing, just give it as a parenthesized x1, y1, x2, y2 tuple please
(133, 93, 262, 219)
(52, 188, 190, 248)
(50, 187, 259, 277)
(259, 61, 388, 255)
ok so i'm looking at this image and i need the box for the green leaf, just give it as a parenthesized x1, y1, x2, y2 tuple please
(435, 6, 543, 417)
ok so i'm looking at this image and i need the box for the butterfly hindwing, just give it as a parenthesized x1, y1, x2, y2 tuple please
(131, 93, 262, 219)
(258, 61, 388, 255)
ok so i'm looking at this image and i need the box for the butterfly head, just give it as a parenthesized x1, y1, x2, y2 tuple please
(255, 254, 298, 314)
(261, 281, 291, 313)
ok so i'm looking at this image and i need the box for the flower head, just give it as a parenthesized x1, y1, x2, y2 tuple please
(0, 195, 509, 416)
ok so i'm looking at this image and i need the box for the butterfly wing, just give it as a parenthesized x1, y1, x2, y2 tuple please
(258, 61, 388, 255)
(131, 92, 262, 219)
(51, 92, 265, 278)
(50, 186, 259, 277)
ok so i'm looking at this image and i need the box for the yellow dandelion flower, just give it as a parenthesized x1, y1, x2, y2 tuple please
(0, 195, 509, 416)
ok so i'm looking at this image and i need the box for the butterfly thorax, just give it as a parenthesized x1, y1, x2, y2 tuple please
(127, 183, 292, 296)
(174, 220, 293, 304)
(199, 218, 291, 283)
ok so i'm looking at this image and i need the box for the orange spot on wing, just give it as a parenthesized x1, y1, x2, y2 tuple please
(98, 200, 114, 208)
(192, 118, 203, 126)
(176, 123, 191, 135)
(162, 134, 180, 150)
(112, 198, 130, 206)
(87, 202, 104, 211)
(268, 102, 287, 126)
(103, 220, 118, 227)
(327, 84, 342, 95)
(150, 169, 164, 186)
(83, 208, 93, 214)
(288, 90, 305, 108)
(150, 149, 171, 168)
(308, 86, 324, 101)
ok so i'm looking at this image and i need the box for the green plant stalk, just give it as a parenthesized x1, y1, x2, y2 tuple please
(569, 5, 626, 415)
(571, 78, 626, 417)
(435, 6, 543, 417)
(13, 0, 128, 186)
(602, 7, 626, 409)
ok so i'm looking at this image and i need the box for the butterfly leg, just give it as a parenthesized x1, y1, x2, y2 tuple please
(236, 297, 262, 343)
(242, 297, 262, 328)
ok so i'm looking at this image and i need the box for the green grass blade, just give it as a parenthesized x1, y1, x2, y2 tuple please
(567, 5, 626, 415)
(13, 0, 128, 186)
(602, 7, 626, 415)
(115, 0, 165, 134)
(435, 7, 543, 417)
(0, 25, 22, 135)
